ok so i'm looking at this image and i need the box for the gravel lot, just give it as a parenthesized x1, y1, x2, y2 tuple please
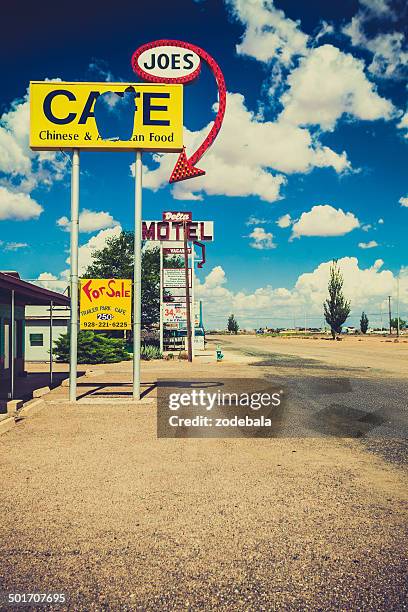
(0, 338, 407, 610)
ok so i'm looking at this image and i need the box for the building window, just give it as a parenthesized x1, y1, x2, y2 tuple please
(30, 333, 43, 346)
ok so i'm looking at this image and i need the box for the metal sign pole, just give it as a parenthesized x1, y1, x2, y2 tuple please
(183, 221, 193, 362)
(397, 275, 400, 337)
(133, 151, 143, 400)
(69, 149, 80, 402)
(388, 295, 392, 335)
(191, 245, 195, 358)
(49, 300, 53, 387)
(10, 289, 15, 400)
(159, 242, 164, 354)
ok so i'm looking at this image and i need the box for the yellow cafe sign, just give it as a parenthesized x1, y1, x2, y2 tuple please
(29, 81, 183, 152)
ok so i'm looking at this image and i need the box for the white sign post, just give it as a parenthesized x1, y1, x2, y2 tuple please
(159, 243, 164, 353)
(191, 245, 195, 358)
(133, 151, 143, 400)
(69, 149, 80, 403)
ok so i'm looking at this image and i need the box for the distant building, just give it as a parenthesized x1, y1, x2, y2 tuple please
(25, 305, 70, 361)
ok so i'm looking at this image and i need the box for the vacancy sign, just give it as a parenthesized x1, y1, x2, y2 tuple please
(30, 81, 183, 152)
(80, 279, 132, 330)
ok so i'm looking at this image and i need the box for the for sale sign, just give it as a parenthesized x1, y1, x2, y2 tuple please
(80, 279, 132, 330)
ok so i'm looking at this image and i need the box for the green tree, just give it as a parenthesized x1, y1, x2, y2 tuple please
(82, 231, 160, 327)
(54, 331, 131, 364)
(323, 260, 351, 339)
(390, 317, 406, 330)
(227, 314, 239, 334)
(360, 311, 369, 334)
(164, 254, 185, 269)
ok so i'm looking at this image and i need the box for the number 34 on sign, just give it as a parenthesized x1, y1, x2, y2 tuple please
(80, 279, 132, 330)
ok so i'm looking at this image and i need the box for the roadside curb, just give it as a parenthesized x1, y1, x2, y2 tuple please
(47, 397, 156, 406)
(19, 397, 46, 418)
(0, 398, 45, 437)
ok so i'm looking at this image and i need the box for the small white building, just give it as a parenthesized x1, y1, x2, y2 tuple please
(25, 305, 70, 362)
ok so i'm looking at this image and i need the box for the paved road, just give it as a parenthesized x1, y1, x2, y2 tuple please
(218, 336, 408, 463)
(218, 333, 408, 376)
(0, 351, 407, 610)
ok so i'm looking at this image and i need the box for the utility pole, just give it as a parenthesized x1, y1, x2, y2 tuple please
(397, 275, 400, 338)
(388, 295, 392, 336)
(183, 220, 193, 362)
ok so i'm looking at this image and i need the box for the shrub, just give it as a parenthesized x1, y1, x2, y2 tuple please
(140, 344, 163, 361)
(54, 331, 132, 364)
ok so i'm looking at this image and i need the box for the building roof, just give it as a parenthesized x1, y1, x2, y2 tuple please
(0, 272, 70, 307)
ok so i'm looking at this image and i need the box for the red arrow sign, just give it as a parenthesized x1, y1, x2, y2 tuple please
(193, 241, 206, 268)
(131, 40, 226, 184)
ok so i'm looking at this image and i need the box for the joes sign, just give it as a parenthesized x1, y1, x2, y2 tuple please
(80, 279, 132, 330)
(133, 44, 201, 83)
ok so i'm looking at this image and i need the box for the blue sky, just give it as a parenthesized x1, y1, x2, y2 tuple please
(0, 0, 407, 328)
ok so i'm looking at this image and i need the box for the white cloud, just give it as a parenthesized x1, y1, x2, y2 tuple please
(3, 241, 28, 251)
(88, 60, 115, 82)
(0, 186, 43, 220)
(315, 21, 334, 43)
(37, 226, 123, 291)
(249, 226, 276, 249)
(35, 271, 69, 293)
(397, 111, 408, 138)
(276, 213, 292, 228)
(136, 92, 350, 203)
(367, 32, 408, 79)
(196, 256, 404, 327)
(343, 7, 407, 79)
(76, 226, 122, 275)
(294, 257, 395, 309)
(358, 240, 379, 249)
(57, 209, 119, 233)
(291, 204, 360, 239)
(246, 215, 267, 226)
(378, 218, 384, 224)
(279, 44, 395, 130)
(203, 266, 227, 289)
(399, 196, 408, 207)
(359, 0, 391, 16)
(0, 85, 69, 194)
(227, 0, 309, 65)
